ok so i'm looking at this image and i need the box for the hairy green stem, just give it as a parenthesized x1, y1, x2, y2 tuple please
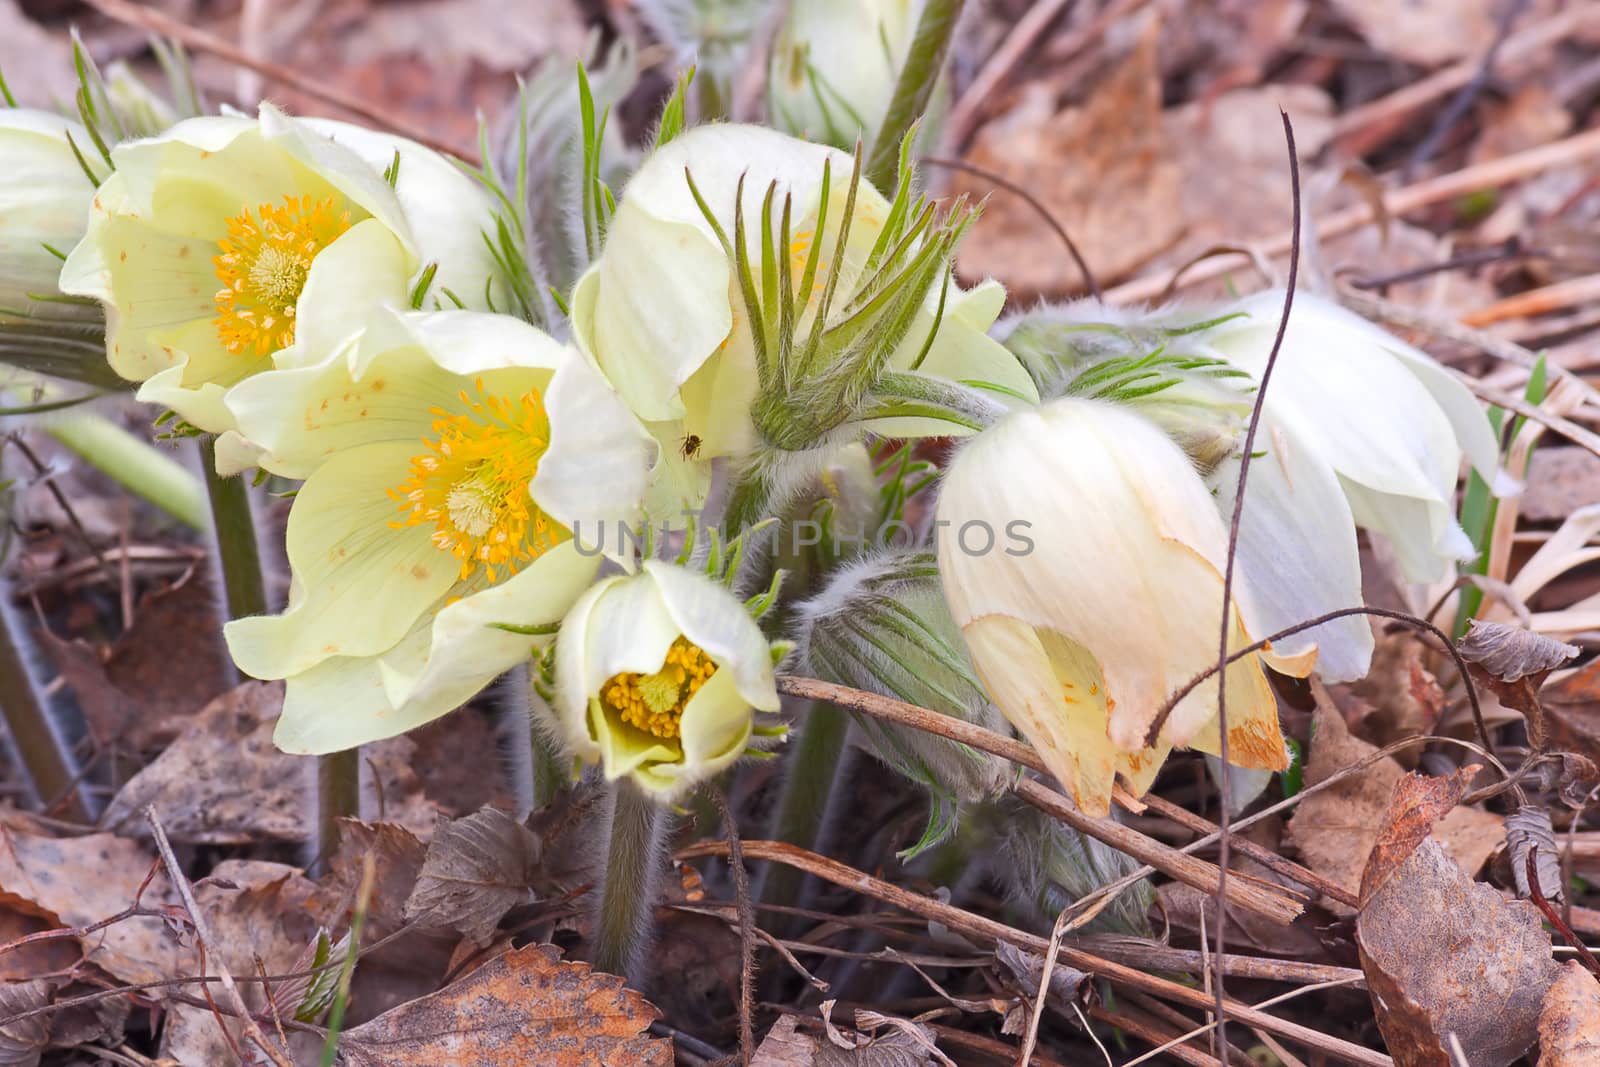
(315, 748, 361, 875)
(593, 778, 668, 980)
(48, 416, 208, 531)
(0, 590, 89, 821)
(198, 438, 267, 620)
(529, 719, 568, 811)
(197, 439, 362, 860)
(759, 700, 852, 923)
(865, 0, 966, 189)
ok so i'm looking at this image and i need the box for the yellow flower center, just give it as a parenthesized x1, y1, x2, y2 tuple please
(213, 195, 353, 357)
(388, 379, 564, 582)
(603, 638, 718, 740)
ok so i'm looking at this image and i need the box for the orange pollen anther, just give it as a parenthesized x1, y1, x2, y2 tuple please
(213, 195, 353, 358)
(387, 378, 564, 582)
(602, 637, 718, 740)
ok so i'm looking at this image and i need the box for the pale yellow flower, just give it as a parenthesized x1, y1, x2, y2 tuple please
(60, 105, 504, 435)
(553, 562, 781, 800)
(221, 309, 654, 753)
(937, 396, 1304, 815)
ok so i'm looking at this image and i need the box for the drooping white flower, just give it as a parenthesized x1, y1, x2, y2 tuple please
(552, 561, 782, 801)
(936, 396, 1304, 816)
(767, 0, 924, 148)
(570, 123, 1036, 509)
(0, 110, 97, 319)
(1201, 289, 1506, 584)
(221, 308, 654, 753)
(59, 104, 506, 435)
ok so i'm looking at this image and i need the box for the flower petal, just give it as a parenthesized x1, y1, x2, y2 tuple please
(643, 560, 779, 712)
(938, 399, 1275, 753)
(960, 614, 1118, 816)
(532, 356, 655, 550)
(375, 541, 600, 731)
(676, 665, 756, 770)
(223, 440, 458, 678)
(1210, 413, 1374, 681)
(272, 218, 414, 370)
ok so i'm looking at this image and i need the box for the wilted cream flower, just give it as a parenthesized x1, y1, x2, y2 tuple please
(571, 123, 1035, 509)
(937, 396, 1306, 816)
(59, 104, 505, 435)
(0, 110, 97, 318)
(222, 309, 654, 753)
(767, 0, 924, 148)
(553, 561, 781, 800)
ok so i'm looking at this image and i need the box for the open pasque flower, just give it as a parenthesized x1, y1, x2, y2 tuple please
(1200, 289, 1505, 584)
(571, 123, 1035, 510)
(552, 561, 782, 801)
(60, 104, 505, 435)
(222, 309, 653, 753)
(767, 0, 925, 148)
(937, 397, 1307, 816)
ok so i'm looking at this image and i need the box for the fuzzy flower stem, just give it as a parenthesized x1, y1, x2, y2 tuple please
(529, 718, 568, 811)
(199, 437, 267, 621)
(865, 0, 966, 189)
(593, 778, 669, 980)
(759, 700, 851, 922)
(48, 416, 208, 531)
(198, 438, 362, 857)
(315, 749, 360, 873)
(0, 589, 90, 821)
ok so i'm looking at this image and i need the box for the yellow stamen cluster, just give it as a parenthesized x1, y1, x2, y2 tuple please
(603, 637, 717, 740)
(213, 195, 353, 357)
(388, 379, 563, 582)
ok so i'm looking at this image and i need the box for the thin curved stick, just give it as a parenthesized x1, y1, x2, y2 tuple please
(1142, 605, 1492, 760)
(918, 155, 1102, 299)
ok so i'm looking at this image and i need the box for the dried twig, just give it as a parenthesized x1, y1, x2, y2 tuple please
(709, 787, 756, 1064)
(677, 840, 1392, 1067)
(1206, 111, 1302, 1051)
(1106, 125, 1600, 305)
(920, 155, 1102, 298)
(145, 806, 294, 1067)
(1014, 778, 1303, 924)
(1329, 5, 1599, 144)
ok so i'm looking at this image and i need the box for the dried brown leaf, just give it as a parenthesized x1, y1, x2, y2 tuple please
(0, 980, 50, 1067)
(753, 1015, 820, 1066)
(953, 13, 1181, 295)
(37, 574, 233, 751)
(1359, 765, 1480, 906)
(1507, 805, 1564, 902)
(0, 829, 178, 985)
(161, 861, 322, 1066)
(310, 820, 453, 1024)
(101, 682, 302, 844)
(1358, 839, 1559, 1066)
(102, 683, 437, 845)
(1341, 626, 1447, 747)
(1284, 691, 1503, 915)
(337, 943, 670, 1065)
(1459, 622, 1579, 747)
(993, 941, 1092, 1010)
(1542, 659, 1600, 768)
(1522, 448, 1600, 523)
(403, 806, 539, 946)
(1539, 961, 1600, 1066)
(1328, 0, 1495, 65)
